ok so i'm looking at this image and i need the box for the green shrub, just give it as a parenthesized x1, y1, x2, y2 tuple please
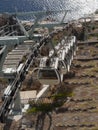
(27, 102, 60, 113)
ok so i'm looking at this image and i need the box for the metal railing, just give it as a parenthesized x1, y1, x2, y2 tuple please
(0, 24, 20, 36)
(0, 34, 51, 123)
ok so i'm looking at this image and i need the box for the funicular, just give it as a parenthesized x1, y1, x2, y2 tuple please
(49, 36, 76, 73)
(37, 44, 74, 86)
(61, 36, 77, 62)
(37, 57, 61, 85)
(71, 36, 77, 56)
(58, 49, 70, 73)
(67, 36, 77, 56)
(59, 42, 72, 66)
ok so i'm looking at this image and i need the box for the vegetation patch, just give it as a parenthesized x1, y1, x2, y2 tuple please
(27, 89, 73, 114)
(27, 101, 63, 113)
(51, 91, 73, 101)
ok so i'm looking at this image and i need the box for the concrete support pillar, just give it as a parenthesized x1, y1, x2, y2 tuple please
(8, 90, 22, 121)
(13, 90, 22, 114)
(0, 46, 7, 72)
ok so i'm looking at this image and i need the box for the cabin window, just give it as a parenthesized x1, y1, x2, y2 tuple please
(0, 53, 3, 60)
(39, 69, 58, 79)
(64, 56, 68, 63)
(59, 61, 64, 68)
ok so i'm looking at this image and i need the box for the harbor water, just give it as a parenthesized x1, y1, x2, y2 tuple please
(0, 0, 98, 21)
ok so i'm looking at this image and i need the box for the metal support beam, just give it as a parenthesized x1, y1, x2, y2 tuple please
(12, 90, 22, 114)
(16, 17, 29, 38)
(0, 46, 8, 73)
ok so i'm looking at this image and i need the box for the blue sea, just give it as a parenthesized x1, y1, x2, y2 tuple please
(0, 0, 98, 21)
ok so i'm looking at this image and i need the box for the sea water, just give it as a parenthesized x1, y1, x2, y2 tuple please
(0, 0, 97, 21)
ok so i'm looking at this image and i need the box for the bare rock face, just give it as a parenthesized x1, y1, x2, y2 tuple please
(0, 123, 4, 130)
(72, 26, 85, 40)
(21, 74, 41, 91)
(40, 46, 49, 56)
(0, 13, 17, 27)
(0, 14, 8, 27)
(0, 13, 24, 36)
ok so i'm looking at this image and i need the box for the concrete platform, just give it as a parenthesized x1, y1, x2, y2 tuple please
(20, 90, 37, 104)
(13, 115, 22, 121)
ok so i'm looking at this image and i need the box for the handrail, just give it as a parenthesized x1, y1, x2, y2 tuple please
(7, 31, 18, 36)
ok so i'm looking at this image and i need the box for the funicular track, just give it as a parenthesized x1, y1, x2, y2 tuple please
(0, 35, 51, 123)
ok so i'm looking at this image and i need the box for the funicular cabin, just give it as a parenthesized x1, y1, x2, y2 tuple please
(38, 57, 61, 85)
